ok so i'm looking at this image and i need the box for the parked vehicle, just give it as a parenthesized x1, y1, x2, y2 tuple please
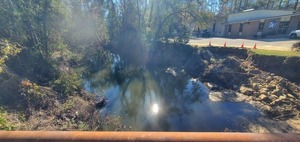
(201, 30, 211, 38)
(289, 30, 300, 39)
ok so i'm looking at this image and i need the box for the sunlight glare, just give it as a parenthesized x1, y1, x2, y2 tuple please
(152, 103, 159, 114)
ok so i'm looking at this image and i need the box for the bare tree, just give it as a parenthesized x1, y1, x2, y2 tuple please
(294, 0, 299, 10)
(279, 0, 283, 9)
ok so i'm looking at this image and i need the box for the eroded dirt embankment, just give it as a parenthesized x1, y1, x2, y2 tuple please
(149, 44, 300, 132)
(205, 47, 300, 132)
(252, 55, 300, 85)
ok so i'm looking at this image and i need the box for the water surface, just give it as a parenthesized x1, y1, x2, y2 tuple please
(85, 68, 260, 131)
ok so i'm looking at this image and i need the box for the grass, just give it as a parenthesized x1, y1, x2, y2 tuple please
(192, 45, 300, 57)
(251, 49, 300, 57)
(193, 46, 300, 57)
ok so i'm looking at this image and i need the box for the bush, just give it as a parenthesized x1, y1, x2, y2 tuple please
(292, 42, 300, 52)
(53, 72, 83, 95)
(20, 80, 57, 110)
(6, 48, 58, 85)
(0, 39, 21, 74)
(0, 108, 15, 130)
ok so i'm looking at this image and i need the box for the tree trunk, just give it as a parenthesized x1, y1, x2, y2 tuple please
(239, 0, 243, 11)
(233, 0, 236, 12)
(244, 0, 249, 10)
(43, 0, 49, 58)
(286, 0, 290, 9)
(271, 0, 275, 9)
(266, 0, 270, 9)
(279, 0, 283, 9)
(294, 0, 299, 10)
(148, 0, 154, 25)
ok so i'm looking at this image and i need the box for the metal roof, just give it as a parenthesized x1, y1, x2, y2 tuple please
(225, 10, 300, 24)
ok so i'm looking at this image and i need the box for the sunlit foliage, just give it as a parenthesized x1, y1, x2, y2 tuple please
(0, 40, 21, 73)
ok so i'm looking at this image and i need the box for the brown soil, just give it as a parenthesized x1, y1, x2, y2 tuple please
(203, 47, 300, 132)
(252, 55, 300, 84)
(150, 44, 300, 132)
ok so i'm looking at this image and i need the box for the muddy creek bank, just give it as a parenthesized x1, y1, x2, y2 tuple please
(87, 44, 300, 132)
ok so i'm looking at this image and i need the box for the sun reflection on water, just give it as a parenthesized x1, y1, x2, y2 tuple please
(152, 103, 159, 114)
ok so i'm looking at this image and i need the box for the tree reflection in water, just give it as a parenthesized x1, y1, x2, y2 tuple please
(85, 64, 260, 131)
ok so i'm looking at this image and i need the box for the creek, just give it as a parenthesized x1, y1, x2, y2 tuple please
(85, 61, 261, 131)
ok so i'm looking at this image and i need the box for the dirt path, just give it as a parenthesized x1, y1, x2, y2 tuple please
(189, 37, 299, 51)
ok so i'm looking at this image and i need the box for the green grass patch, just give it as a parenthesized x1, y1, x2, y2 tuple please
(192, 45, 300, 57)
(251, 49, 300, 57)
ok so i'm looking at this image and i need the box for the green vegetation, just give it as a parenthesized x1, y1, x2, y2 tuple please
(53, 72, 83, 95)
(0, 40, 21, 74)
(194, 46, 300, 57)
(20, 80, 57, 110)
(251, 49, 300, 57)
(0, 0, 214, 130)
(0, 0, 299, 131)
(0, 108, 15, 130)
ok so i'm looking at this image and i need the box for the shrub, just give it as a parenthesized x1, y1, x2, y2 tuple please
(292, 42, 300, 52)
(0, 39, 21, 74)
(53, 72, 83, 95)
(0, 108, 15, 130)
(20, 80, 57, 110)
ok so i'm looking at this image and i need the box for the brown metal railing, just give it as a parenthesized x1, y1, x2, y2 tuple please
(0, 131, 299, 142)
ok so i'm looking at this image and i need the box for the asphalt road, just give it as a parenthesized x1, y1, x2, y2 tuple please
(188, 37, 299, 51)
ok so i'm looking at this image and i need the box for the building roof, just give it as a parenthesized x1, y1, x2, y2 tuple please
(226, 10, 296, 24)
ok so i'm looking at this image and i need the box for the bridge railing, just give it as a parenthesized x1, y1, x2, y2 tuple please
(0, 131, 299, 142)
